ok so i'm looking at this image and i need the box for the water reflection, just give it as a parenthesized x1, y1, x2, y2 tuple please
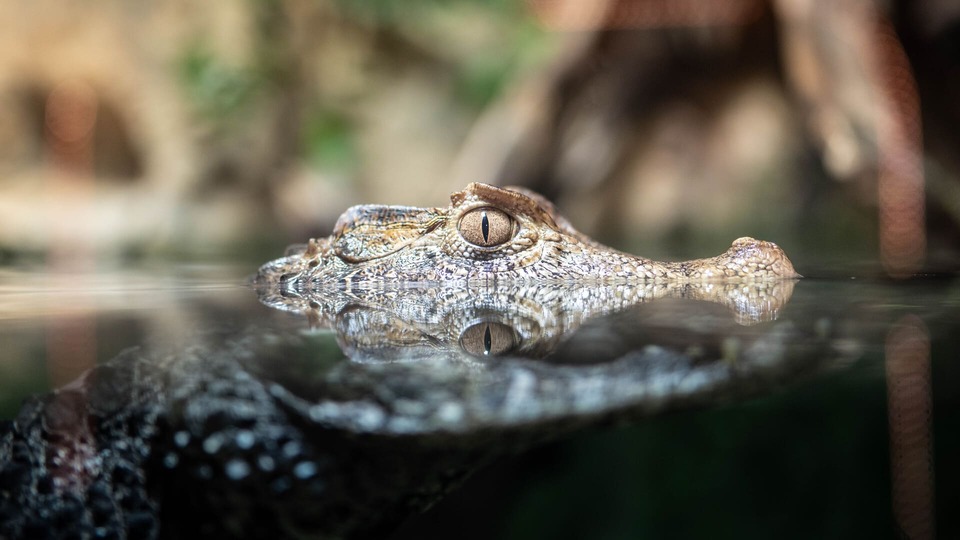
(886, 315, 934, 540)
(249, 279, 834, 437)
(3, 273, 925, 540)
(256, 280, 798, 364)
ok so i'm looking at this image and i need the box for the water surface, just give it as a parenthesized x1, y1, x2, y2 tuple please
(0, 265, 957, 539)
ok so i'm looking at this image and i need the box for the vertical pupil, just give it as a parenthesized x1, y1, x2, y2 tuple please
(481, 211, 490, 242)
(483, 324, 492, 355)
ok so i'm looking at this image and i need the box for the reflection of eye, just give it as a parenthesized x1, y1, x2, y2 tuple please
(458, 207, 515, 247)
(459, 322, 518, 357)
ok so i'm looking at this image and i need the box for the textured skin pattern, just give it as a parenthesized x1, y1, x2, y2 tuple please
(0, 349, 162, 540)
(256, 183, 800, 288)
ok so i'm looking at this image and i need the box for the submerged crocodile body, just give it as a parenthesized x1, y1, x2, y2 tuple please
(0, 277, 837, 540)
(256, 183, 799, 288)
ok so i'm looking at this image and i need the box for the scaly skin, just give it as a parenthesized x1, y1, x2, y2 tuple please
(256, 183, 799, 288)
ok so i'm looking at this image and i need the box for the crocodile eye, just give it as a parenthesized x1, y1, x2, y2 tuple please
(459, 322, 518, 357)
(458, 207, 514, 247)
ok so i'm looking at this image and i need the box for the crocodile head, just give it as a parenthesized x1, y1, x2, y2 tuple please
(255, 182, 799, 288)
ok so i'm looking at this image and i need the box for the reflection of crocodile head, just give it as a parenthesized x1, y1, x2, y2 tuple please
(256, 183, 799, 287)
(2, 273, 847, 540)
(255, 279, 797, 363)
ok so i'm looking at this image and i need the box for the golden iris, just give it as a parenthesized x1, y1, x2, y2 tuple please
(458, 207, 514, 247)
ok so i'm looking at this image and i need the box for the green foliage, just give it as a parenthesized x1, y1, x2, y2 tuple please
(450, 13, 552, 109)
(333, 0, 524, 24)
(454, 55, 514, 109)
(302, 109, 358, 174)
(336, 0, 553, 110)
(178, 44, 263, 122)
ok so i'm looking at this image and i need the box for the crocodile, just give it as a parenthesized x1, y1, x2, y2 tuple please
(255, 183, 799, 289)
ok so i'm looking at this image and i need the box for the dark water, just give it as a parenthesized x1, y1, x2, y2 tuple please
(0, 265, 957, 539)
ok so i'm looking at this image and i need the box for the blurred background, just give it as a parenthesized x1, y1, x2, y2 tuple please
(2, 2, 959, 538)
(1, 0, 958, 273)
